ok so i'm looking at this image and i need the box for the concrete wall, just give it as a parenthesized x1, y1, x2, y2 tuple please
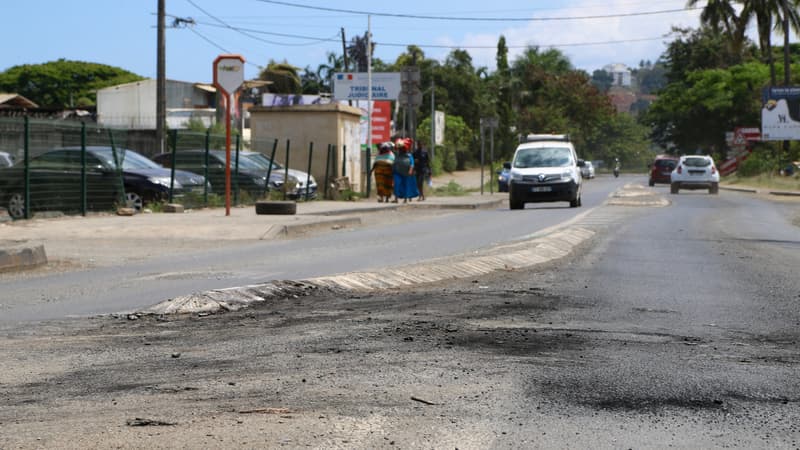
(249, 104, 364, 192)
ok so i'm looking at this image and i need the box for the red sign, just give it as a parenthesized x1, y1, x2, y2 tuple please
(370, 101, 391, 143)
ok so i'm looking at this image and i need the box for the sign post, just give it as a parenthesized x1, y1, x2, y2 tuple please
(213, 54, 245, 216)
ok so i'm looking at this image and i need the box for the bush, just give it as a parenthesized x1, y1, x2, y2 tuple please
(738, 151, 777, 177)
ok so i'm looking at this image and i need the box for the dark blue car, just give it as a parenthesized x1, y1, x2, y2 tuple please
(497, 161, 511, 192)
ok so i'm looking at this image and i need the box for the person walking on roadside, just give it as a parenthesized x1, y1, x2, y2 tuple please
(371, 141, 395, 203)
(392, 138, 419, 203)
(412, 140, 431, 201)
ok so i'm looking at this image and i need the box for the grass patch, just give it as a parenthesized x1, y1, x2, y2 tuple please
(723, 173, 800, 191)
(431, 180, 470, 197)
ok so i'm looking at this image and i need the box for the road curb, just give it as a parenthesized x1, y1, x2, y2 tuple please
(768, 190, 800, 197)
(260, 217, 363, 239)
(138, 226, 594, 316)
(720, 186, 758, 193)
(0, 242, 48, 272)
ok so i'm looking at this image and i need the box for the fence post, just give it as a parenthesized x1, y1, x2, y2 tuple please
(168, 129, 178, 204)
(341, 145, 347, 178)
(264, 138, 278, 198)
(283, 139, 291, 201)
(107, 130, 127, 209)
(204, 128, 210, 206)
(365, 144, 372, 198)
(23, 117, 30, 219)
(305, 142, 314, 201)
(234, 133, 241, 205)
(324, 144, 332, 199)
(80, 122, 87, 216)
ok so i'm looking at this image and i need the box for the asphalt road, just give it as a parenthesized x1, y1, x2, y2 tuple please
(0, 176, 623, 322)
(1, 177, 798, 448)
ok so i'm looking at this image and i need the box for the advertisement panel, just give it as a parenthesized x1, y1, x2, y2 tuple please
(434, 110, 445, 145)
(333, 72, 402, 101)
(761, 86, 800, 140)
(370, 101, 392, 144)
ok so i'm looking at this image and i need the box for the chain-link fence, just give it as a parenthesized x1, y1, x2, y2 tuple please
(0, 117, 356, 220)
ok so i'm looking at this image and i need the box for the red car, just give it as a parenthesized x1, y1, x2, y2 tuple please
(649, 155, 679, 186)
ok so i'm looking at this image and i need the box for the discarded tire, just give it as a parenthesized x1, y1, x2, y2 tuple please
(255, 200, 297, 215)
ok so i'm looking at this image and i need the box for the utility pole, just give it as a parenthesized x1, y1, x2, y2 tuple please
(156, 0, 166, 153)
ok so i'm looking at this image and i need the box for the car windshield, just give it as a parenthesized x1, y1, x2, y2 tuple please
(683, 157, 711, 167)
(92, 149, 162, 170)
(655, 160, 676, 168)
(244, 153, 282, 170)
(207, 151, 268, 170)
(514, 147, 572, 168)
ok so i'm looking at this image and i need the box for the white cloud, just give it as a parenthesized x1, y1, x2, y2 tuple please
(451, 0, 702, 71)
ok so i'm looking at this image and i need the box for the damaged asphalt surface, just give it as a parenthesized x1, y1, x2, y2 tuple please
(1, 183, 800, 449)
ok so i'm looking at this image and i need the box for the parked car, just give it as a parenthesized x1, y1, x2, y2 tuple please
(497, 161, 511, 192)
(152, 149, 282, 199)
(580, 160, 595, 179)
(649, 154, 679, 186)
(0, 151, 14, 168)
(0, 146, 209, 219)
(670, 155, 719, 194)
(240, 151, 318, 199)
(508, 134, 585, 209)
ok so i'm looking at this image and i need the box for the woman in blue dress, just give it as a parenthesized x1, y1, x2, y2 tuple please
(392, 138, 419, 203)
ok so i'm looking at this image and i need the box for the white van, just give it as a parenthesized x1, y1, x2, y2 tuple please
(508, 134, 585, 209)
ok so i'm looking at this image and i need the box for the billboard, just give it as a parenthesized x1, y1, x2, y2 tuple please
(333, 72, 401, 101)
(761, 86, 800, 140)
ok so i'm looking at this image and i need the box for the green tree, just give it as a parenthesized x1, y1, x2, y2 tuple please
(315, 52, 344, 92)
(416, 114, 472, 173)
(259, 60, 302, 94)
(644, 61, 769, 154)
(0, 59, 143, 107)
(347, 32, 374, 72)
(591, 69, 613, 93)
(492, 36, 516, 159)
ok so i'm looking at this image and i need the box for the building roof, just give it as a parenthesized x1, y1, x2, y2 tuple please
(0, 93, 38, 109)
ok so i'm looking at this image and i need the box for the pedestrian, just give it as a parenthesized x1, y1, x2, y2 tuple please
(371, 141, 395, 203)
(412, 140, 431, 201)
(392, 138, 419, 203)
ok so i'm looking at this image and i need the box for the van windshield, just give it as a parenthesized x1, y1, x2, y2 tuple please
(514, 147, 572, 168)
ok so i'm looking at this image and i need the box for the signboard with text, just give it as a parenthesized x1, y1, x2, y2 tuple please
(761, 86, 800, 140)
(333, 72, 401, 101)
(213, 55, 245, 96)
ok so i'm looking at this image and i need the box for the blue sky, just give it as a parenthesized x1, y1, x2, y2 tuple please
(1, 0, 768, 83)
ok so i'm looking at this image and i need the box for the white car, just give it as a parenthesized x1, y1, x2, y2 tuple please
(580, 161, 595, 179)
(670, 155, 719, 194)
(508, 134, 584, 209)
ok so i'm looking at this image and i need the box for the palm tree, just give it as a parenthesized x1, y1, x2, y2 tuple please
(687, 0, 737, 38)
(259, 60, 301, 94)
(773, 0, 800, 84)
(316, 52, 344, 92)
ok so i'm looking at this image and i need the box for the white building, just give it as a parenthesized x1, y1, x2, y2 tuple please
(97, 79, 217, 130)
(602, 63, 632, 87)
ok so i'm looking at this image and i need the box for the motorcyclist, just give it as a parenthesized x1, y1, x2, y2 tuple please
(613, 158, 621, 177)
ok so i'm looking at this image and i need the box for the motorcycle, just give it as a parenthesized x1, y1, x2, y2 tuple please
(613, 164, 620, 178)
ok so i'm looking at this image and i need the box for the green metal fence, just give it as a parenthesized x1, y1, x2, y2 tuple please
(0, 118, 341, 220)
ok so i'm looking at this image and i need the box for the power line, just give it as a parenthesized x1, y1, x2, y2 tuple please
(255, 0, 701, 22)
(190, 20, 671, 50)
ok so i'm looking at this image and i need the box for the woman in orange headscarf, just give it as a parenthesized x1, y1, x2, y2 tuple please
(392, 138, 419, 203)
